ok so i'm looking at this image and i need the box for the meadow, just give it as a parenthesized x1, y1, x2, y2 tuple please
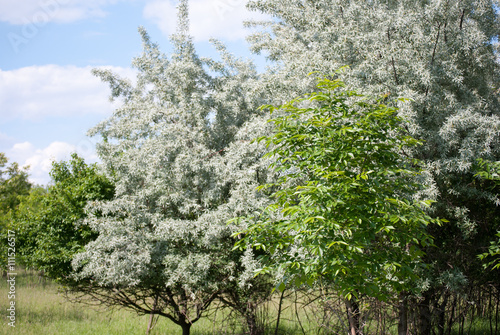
(0, 269, 309, 335)
(1, 269, 495, 334)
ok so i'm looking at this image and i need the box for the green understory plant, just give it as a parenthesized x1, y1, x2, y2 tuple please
(235, 74, 442, 334)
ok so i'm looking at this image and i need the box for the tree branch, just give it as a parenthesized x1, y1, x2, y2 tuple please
(426, 21, 442, 96)
(460, 9, 465, 30)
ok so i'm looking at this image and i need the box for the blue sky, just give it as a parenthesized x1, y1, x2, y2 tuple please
(0, 0, 267, 185)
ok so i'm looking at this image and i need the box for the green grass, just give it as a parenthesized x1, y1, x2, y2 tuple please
(0, 269, 228, 335)
(450, 318, 496, 335)
(2, 270, 495, 334)
(0, 269, 308, 335)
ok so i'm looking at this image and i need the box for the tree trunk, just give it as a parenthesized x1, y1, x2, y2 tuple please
(346, 298, 360, 335)
(418, 291, 433, 335)
(246, 312, 260, 335)
(398, 292, 408, 335)
(180, 322, 191, 335)
(437, 293, 449, 335)
(146, 311, 155, 335)
(274, 289, 286, 335)
(178, 307, 191, 335)
(146, 312, 155, 334)
(447, 294, 457, 335)
(146, 295, 158, 334)
(495, 286, 499, 335)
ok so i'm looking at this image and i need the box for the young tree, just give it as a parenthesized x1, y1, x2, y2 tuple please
(0, 152, 31, 214)
(0, 153, 31, 275)
(70, 2, 274, 334)
(236, 75, 439, 335)
(245, 1, 500, 333)
(477, 159, 500, 270)
(12, 153, 114, 281)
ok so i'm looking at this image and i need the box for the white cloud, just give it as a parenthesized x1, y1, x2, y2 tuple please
(0, 65, 135, 122)
(0, 0, 122, 25)
(6, 140, 99, 185)
(0, 0, 266, 42)
(143, 0, 267, 41)
(11, 142, 36, 153)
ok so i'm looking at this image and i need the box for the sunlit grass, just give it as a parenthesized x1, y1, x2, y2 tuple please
(1, 270, 494, 334)
(0, 269, 222, 335)
(0, 269, 307, 335)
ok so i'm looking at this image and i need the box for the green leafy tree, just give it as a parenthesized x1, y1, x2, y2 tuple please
(476, 159, 500, 270)
(0, 152, 31, 214)
(245, 1, 500, 333)
(12, 153, 114, 281)
(69, 2, 274, 334)
(0, 153, 32, 275)
(236, 75, 440, 334)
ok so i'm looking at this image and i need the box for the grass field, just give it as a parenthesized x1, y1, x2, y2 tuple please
(1, 269, 495, 334)
(0, 269, 308, 335)
(1, 269, 189, 334)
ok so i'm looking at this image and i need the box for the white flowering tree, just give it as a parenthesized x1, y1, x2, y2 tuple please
(245, 0, 500, 333)
(70, 2, 274, 334)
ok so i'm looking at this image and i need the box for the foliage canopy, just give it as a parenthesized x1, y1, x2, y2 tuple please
(67, 2, 274, 334)
(13, 153, 114, 281)
(236, 75, 440, 300)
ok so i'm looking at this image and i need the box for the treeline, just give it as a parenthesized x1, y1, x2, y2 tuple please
(1, 1, 500, 334)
